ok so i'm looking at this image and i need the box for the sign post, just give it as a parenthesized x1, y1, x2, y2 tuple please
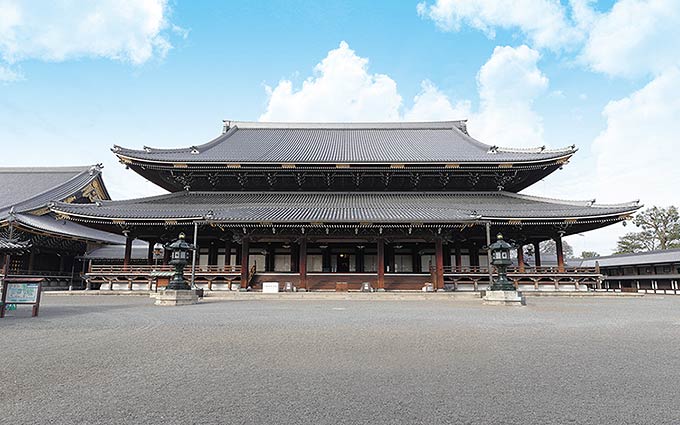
(1, 278, 43, 318)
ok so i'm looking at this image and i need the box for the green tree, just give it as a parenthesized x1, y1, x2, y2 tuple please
(615, 206, 680, 253)
(581, 251, 600, 258)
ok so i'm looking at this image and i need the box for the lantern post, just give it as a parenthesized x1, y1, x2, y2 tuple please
(166, 232, 195, 291)
(489, 233, 515, 291)
(154, 233, 199, 306)
(483, 233, 526, 306)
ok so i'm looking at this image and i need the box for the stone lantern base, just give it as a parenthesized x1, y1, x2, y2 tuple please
(483, 290, 526, 306)
(154, 289, 199, 306)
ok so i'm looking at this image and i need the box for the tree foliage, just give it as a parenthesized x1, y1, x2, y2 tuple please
(581, 251, 600, 258)
(615, 206, 680, 254)
(539, 239, 574, 257)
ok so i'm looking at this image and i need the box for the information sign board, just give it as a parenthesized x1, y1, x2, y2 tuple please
(262, 281, 280, 293)
(6, 283, 40, 303)
(1, 278, 43, 318)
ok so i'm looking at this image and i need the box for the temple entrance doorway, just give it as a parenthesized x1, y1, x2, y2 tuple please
(336, 253, 351, 272)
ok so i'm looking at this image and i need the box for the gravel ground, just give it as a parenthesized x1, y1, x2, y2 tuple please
(1, 295, 679, 425)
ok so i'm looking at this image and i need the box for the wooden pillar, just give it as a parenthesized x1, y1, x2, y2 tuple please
(123, 234, 132, 268)
(454, 244, 462, 271)
(224, 238, 232, 268)
(163, 244, 171, 265)
(356, 246, 364, 272)
(322, 246, 331, 272)
(469, 243, 479, 267)
(412, 245, 420, 273)
(555, 235, 565, 273)
(240, 238, 250, 289)
(299, 238, 307, 291)
(443, 244, 451, 268)
(147, 240, 155, 265)
(435, 238, 444, 291)
(517, 244, 525, 273)
(208, 241, 218, 266)
(27, 251, 35, 273)
(533, 242, 541, 268)
(377, 238, 385, 290)
(291, 243, 299, 273)
(385, 243, 394, 273)
(58, 254, 66, 273)
(267, 245, 276, 272)
(234, 243, 242, 265)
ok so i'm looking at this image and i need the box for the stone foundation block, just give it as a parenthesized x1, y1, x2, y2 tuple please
(483, 290, 526, 306)
(154, 289, 199, 306)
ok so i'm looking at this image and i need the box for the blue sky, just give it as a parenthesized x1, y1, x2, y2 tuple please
(1, 0, 678, 255)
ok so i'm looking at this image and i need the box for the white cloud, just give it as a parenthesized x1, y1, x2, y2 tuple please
(417, 0, 581, 49)
(467, 45, 549, 148)
(260, 42, 550, 156)
(404, 80, 471, 121)
(418, 0, 680, 79)
(581, 0, 680, 78)
(0, 64, 21, 81)
(260, 42, 546, 150)
(259, 41, 403, 122)
(0, 0, 176, 65)
(592, 67, 680, 207)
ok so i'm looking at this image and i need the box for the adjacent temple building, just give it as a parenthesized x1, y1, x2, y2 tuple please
(51, 121, 641, 291)
(0, 166, 125, 288)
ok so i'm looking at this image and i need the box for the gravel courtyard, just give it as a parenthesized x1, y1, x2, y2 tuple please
(1, 295, 679, 425)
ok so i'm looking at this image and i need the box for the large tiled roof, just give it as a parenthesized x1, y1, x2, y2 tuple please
(113, 121, 577, 164)
(0, 165, 107, 219)
(11, 213, 127, 244)
(82, 241, 149, 260)
(51, 191, 639, 224)
(580, 249, 680, 267)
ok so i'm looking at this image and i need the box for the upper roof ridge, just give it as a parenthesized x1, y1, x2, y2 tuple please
(491, 145, 578, 154)
(0, 165, 96, 173)
(222, 120, 467, 131)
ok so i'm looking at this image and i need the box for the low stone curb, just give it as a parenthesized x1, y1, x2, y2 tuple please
(203, 291, 482, 300)
(522, 291, 645, 297)
(44, 291, 153, 296)
(44, 290, 648, 299)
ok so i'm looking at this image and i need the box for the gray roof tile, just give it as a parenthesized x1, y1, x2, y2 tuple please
(51, 191, 640, 224)
(580, 249, 680, 267)
(13, 213, 127, 244)
(114, 121, 576, 164)
(0, 165, 107, 219)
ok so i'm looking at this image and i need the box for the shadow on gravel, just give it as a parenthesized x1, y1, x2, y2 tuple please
(1, 302, 142, 321)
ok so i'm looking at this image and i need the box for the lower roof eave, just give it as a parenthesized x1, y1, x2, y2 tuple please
(118, 154, 574, 170)
(1, 214, 126, 245)
(49, 214, 630, 229)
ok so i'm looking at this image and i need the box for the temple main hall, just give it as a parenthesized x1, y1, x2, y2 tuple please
(51, 120, 641, 291)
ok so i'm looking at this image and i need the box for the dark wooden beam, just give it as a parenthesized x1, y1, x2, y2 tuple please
(147, 239, 155, 265)
(555, 235, 565, 273)
(241, 238, 250, 288)
(435, 237, 444, 290)
(412, 244, 420, 273)
(377, 238, 385, 290)
(455, 243, 462, 269)
(123, 234, 132, 268)
(533, 241, 541, 267)
(517, 244, 525, 273)
(208, 241, 218, 266)
(224, 238, 232, 266)
(299, 238, 307, 291)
